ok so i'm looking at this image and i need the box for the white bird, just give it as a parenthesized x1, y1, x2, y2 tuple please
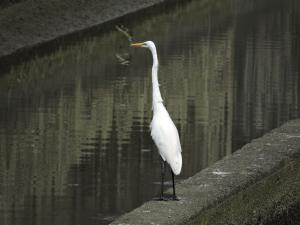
(131, 41, 182, 200)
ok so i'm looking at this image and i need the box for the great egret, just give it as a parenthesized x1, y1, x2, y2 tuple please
(131, 41, 182, 200)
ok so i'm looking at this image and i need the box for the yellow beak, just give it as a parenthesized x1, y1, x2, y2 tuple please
(130, 42, 144, 47)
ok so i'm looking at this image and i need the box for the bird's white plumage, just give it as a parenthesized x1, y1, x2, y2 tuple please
(143, 41, 182, 175)
(150, 104, 182, 175)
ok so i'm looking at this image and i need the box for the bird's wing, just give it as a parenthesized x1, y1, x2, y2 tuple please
(150, 111, 182, 161)
(150, 112, 182, 175)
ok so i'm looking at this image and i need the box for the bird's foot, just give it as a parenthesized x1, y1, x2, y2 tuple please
(152, 194, 180, 201)
(172, 195, 180, 201)
(152, 196, 168, 201)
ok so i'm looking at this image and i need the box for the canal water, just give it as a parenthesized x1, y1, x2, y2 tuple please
(0, 0, 299, 224)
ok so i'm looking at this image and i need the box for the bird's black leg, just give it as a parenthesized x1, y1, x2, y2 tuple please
(152, 159, 167, 201)
(171, 171, 179, 201)
(160, 160, 166, 200)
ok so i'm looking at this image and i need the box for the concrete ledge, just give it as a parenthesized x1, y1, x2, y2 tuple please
(111, 120, 300, 225)
(0, 0, 281, 61)
(0, 0, 180, 58)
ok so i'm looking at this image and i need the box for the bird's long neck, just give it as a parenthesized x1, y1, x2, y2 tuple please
(151, 48, 163, 112)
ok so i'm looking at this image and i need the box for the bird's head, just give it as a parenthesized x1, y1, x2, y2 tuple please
(130, 41, 156, 50)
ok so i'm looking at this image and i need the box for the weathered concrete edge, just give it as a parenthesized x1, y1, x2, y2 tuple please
(111, 119, 300, 225)
(0, 0, 183, 60)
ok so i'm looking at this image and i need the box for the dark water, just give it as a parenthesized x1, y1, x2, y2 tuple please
(0, 0, 299, 224)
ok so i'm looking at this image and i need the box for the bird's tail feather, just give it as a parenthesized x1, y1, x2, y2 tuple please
(170, 152, 182, 175)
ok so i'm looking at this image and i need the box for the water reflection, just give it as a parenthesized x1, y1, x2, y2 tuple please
(0, 0, 299, 225)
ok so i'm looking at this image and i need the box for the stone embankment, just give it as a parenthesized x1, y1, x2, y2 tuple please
(111, 120, 300, 225)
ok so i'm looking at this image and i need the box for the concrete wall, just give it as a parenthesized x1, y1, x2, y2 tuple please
(0, 0, 284, 60)
(0, 0, 182, 59)
(111, 120, 300, 225)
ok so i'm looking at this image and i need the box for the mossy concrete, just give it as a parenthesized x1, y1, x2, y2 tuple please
(111, 120, 300, 225)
